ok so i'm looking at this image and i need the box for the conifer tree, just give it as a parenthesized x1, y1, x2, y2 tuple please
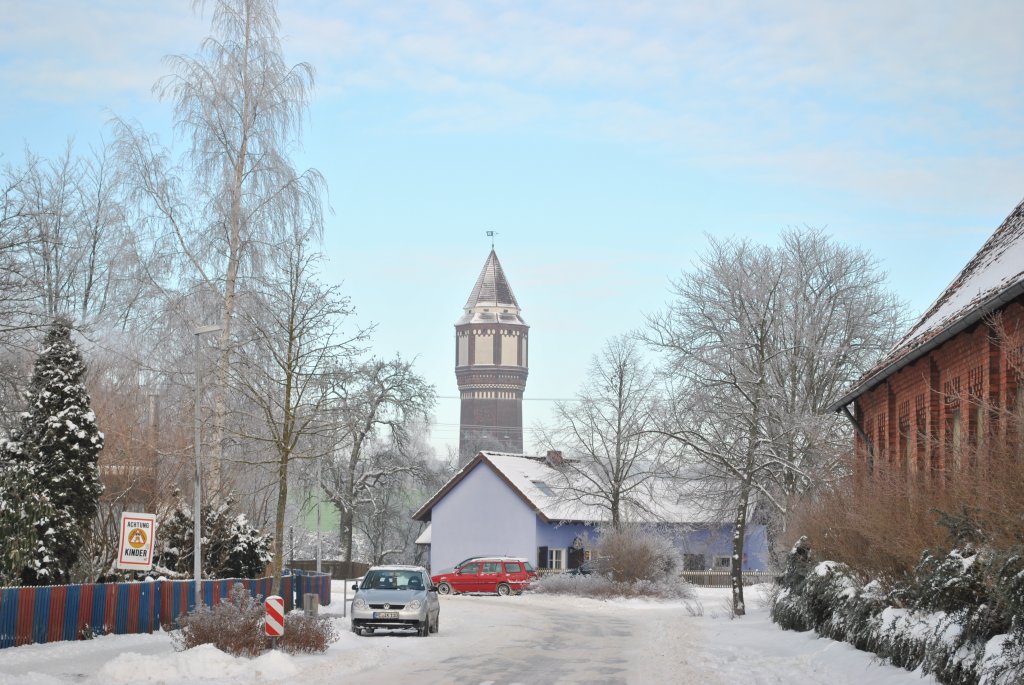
(12, 318, 104, 584)
(0, 447, 57, 586)
(156, 492, 271, 579)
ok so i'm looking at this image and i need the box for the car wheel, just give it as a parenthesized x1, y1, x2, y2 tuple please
(430, 613, 439, 633)
(351, 624, 360, 635)
(418, 620, 430, 637)
(496, 583, 511, 596)
(437, 582, 452, 595)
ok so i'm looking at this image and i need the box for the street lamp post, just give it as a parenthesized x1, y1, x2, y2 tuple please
(193, 324, 221, 610)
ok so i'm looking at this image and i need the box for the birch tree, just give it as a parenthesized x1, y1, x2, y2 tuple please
(541, 335, 671, 528)
(646, 228, 903, 615)
(115, 0, 325, 496)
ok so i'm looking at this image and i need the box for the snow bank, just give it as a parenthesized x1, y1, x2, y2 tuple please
(96, 644, 299, 684)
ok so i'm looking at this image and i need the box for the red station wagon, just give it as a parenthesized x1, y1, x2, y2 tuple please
(431, 557, 538, 596)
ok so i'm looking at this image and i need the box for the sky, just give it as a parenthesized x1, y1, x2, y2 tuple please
(2, 1, 1024, 459)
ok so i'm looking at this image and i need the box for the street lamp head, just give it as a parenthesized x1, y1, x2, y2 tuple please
(194, 324, 222, 336)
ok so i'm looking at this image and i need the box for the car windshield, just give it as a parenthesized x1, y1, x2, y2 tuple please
(523, 562, 535, 572)
(361, 569, 426, 591)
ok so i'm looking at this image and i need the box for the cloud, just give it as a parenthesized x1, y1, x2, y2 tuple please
(4, 1, 1023, 211)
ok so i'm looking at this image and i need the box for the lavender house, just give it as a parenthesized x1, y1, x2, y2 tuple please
(413, 451, 769, 574)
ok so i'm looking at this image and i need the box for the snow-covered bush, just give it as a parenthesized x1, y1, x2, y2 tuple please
(278, 614, 338, 654)
(157, 493, 272, 579)
(530, 525, 693, 600)
(173, 583, 267, 656)
(771, 537, 1024, 685)
(531, 570, 695, 600)
(173, 583, 337, 656)
(594, 524, 682, 584)
(0, 457, 57, 586)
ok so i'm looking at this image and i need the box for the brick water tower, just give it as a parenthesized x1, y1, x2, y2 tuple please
(455, 249, 529, 464)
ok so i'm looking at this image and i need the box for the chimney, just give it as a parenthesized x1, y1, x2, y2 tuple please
(546, 450, 563, 467)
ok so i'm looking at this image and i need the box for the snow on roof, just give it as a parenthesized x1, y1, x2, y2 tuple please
(414, 524, 431, 545)
(414, 451, 708, 524)
(833, 197, 1024, 408)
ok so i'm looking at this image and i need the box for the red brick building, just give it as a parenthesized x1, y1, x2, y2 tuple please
(455, 250, 529, 465)
(831, 199, 1024, 476)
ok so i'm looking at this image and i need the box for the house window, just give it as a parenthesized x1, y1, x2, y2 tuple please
(683, 554, 706, 571)
(713, 556, 731, 569)
(548, 548, 564, 570)
(951, 407, 962, 454)
(972, 402, 985, 447)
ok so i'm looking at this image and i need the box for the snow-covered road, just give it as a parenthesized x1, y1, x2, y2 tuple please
(0, 585, 936, 685)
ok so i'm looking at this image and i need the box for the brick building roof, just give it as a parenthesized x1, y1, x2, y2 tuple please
(832, 197, 1024, 409)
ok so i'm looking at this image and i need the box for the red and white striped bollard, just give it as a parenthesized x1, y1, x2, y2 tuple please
(265, 595, 284, 648)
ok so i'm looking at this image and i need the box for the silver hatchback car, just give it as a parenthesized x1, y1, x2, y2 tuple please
(350, 565, 440, 637)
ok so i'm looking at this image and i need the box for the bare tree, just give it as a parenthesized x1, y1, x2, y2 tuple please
(322, 357, 436, 563)
(227, 227, 364, 595)
(114, 0, 325, 496)
(645, 228, 903, 615)
(540, 335, 671, 528)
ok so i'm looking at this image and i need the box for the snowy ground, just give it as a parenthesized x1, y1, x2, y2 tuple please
(0, 581, 936, 685)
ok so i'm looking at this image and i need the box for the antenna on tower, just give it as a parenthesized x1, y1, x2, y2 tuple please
(486, 230, 498, 250)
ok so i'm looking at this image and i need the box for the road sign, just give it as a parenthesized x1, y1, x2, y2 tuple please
(265, 595, 285, 637)
(116, 512, 157, 571)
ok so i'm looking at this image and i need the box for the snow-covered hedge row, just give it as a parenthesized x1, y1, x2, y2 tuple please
(771, 537, 1024, 685)
(530, 571, 695, 600)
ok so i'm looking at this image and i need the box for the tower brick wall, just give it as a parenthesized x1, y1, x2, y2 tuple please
(455, 250, 529, 464)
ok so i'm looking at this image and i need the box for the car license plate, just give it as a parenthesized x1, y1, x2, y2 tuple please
(373, 611, 399, 619)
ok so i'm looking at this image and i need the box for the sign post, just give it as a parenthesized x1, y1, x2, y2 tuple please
(264, 595, 285, 649)
(116, 512, 157, 572)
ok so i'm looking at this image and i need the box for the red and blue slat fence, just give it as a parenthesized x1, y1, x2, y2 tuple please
(293, 569, 331, 611)
(0, 571, 330, 649)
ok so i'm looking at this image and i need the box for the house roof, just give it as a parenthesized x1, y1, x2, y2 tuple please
(413, 451, 706, 524)
(830, 197, 1024, 410)
(456, 250, 527, 326)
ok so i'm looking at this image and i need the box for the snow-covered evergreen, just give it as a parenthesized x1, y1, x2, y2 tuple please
(156, 493, 272, 579)
(4, 319, 103, 585)
(771, 537, 1024, 685)
(0, 451, 58, 586)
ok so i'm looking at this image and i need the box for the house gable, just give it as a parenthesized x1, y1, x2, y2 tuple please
(429, 459, 539, 572)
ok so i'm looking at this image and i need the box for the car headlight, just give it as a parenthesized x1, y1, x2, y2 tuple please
(353, 597, 367, 609)
(407, 599, 422, 610)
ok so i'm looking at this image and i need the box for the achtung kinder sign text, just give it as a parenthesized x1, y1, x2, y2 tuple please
(116, 512, 157, 571)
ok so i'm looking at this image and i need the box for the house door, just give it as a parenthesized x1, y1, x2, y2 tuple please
(567, 546, 585, 570)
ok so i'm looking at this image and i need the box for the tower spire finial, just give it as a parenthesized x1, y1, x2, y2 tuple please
(486, 230, 498, 250)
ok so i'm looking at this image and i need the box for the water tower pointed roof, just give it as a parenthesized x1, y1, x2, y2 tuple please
(464, 249, 520, 309)
(456, 249, 527, 327)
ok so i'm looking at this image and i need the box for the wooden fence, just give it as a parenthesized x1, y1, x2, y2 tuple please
(680, 570, 775, 587)
(289, 559, 369, 581)
(0, 570, 331, 649)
